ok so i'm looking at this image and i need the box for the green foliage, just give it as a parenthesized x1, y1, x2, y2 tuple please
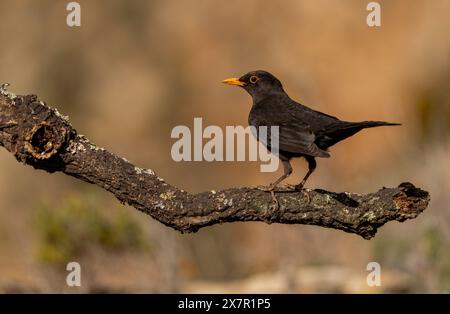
(422, 225, 450, 291)
(373, 237, 411, 270)
(33, 195, 147, 265)
(373, 224, 450, 291)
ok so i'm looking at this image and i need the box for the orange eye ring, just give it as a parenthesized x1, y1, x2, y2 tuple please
(249, 75, 259, 84)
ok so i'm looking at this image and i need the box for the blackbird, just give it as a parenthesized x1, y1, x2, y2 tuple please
(222, 70, 400, 192)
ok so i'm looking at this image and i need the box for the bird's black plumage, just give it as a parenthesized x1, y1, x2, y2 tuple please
(223, 70, 400, 190)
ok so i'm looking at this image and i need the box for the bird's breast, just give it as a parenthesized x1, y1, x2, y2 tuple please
(248, 100, 278, 127)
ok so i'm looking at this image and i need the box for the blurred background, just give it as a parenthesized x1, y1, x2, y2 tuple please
(0, 0, 449, 293)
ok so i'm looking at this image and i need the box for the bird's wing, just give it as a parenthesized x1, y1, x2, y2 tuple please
(250, 95, 331, 158)
(284, 100, 342, 133)
(253, 115, 330, 158)
(275, 122, 330, 157)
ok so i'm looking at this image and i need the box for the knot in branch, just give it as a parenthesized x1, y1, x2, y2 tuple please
(24, 122, 67, 159)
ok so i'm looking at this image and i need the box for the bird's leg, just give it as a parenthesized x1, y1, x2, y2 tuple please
(295, 157, 316, 190)
(258, 160, 293, 191)
(295, 157, 317, 203)
(257, 160, 293, 207)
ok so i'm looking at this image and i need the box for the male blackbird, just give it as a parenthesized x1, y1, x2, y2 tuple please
(222, 70, 400, 192)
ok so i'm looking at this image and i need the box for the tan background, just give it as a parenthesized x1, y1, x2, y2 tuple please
(0, 0, 449, 292)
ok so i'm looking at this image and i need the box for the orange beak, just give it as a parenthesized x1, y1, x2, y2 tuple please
(222, 77, 245, 86)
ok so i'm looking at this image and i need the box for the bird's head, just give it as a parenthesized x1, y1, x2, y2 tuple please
(222, 70, 284, 99)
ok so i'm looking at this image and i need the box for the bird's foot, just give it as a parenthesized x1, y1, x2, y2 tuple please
(269, 190, 279, 209)
(294, 181, 305, 192)
(294, 182, 311, 204)
(256, 184, 275, 192)
(283, 183, 297, 191)
(256, 185, 280, 209)
(258, 184, 296, 192)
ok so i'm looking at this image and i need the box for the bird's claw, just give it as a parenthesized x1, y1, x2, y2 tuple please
(256, 184, 275, 192)
(283, 184, 296, 191)
(293, 182, 311, 204)
(269, 190, 279, 209)
(294, 181, 305, 192)
(302, 190, 311, 204)
(297, 187, 311, 204)
(256, 185, 280, 209)
(255, 183, 311, 209)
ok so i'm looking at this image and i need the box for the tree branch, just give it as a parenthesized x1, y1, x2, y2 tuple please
(0, 88, 430, 239)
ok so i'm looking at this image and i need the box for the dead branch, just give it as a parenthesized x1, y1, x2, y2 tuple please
(0, 89, 430, 239)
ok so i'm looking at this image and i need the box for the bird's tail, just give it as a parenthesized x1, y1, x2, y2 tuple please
(317, 120, 401, 148)
(350, 121, 401, 129)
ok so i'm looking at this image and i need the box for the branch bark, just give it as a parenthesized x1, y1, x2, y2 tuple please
(0, 89, 430, 239)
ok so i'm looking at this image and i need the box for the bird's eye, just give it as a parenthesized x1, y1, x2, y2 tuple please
(249, 75, 259, 84)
